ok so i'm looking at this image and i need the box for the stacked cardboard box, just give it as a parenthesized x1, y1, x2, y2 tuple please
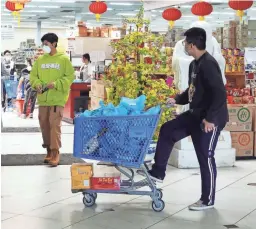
(223, 21, 238, 49)
(225, 105, 254, 158)
(90, 80, 107, 110)
(236, 24, 248, 49)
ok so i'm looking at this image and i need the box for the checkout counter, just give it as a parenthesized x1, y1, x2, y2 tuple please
(63, 57, 110, 123)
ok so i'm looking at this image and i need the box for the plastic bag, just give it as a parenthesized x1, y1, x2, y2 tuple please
(81, 95, 160, 117)
(120, 95, 146, 112)
(143, 105, 161, 115)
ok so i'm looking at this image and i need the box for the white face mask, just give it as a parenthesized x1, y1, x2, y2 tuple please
(5, 56, 11, 61)
(43, 45, 51, 54)
(27, 66, 32, 71)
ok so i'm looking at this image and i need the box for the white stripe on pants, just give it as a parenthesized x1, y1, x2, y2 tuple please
(208, 127, 217, 205)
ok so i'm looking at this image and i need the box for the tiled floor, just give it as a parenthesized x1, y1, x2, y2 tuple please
(1, 109, 74, 155)
(1, 161, 256, 229)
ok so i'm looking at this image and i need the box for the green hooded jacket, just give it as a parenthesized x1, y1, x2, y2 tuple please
(30, 52, 74, 107)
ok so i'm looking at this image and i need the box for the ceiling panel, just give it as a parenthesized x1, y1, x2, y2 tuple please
(1, 0, 256, 30)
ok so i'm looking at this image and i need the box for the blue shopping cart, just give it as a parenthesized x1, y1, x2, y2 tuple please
(73, 112, 165, 212)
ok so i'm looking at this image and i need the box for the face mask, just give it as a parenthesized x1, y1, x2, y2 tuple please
(43, 45, 51, 54)
(5, 56, 11, 61)
(27, 66, 32, 71)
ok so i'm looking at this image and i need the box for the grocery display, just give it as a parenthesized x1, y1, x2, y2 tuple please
(2, 1, 256, 223)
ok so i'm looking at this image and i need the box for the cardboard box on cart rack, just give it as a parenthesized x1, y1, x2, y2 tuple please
(91, 166, 121, 190)
(71, 163, 93, 191)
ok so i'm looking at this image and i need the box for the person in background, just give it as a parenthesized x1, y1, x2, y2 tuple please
(79, 53, 93, 82)
(18, 59, 37, 119)
(30, 33, 74, 167)
(2, 50, 15, 75)
(1, 60, 10, 111)
(147, 27, 228, 211)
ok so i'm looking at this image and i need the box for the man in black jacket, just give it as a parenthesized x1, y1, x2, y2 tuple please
(148, 27, 228, 211)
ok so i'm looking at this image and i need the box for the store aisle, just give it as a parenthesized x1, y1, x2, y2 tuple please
(1, 108, 76, 165)
(1, 161, 256, 229)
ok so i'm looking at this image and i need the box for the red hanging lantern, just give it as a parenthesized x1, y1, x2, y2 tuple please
(5, 0, 24, 11)
(9, 0, 31, 3)
(8, 0, 29, 10)
(5, 1, 24, 24)
(162, 8, 182, 29)
(191, 1, 213, 21)
(228, 0, 253, 21)
(89, 0, 107, 22)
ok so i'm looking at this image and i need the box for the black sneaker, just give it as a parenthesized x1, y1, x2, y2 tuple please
(137, 169, 164, 183)
(148, 170, 164, 183)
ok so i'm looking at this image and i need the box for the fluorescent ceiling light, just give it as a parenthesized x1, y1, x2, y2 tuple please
(26, 5, 60, 8)
(31, 0, 51, 2)
(180, 5, 192, 8)
(28, 10, 47, 13)
(212, 12, 234, 15)
(116, 13, 136, 16)
(110, 2, 133, 6)
(53, 0, 76, 2)
(81, 12, 93, 15)
(62, 15, 75, 18)
(101, 17, 122, 20)
(182, 15, 213, 18)
(108, 8, 113, 11)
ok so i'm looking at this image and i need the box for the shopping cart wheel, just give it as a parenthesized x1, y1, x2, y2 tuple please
(89, 193, 97, 199)
(83, 194, 96, 207)
(152, 199, 165, 212)
(155, 189, 163, 199)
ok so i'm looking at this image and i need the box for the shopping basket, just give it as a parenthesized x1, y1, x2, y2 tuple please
(16, 99, 30, 116)
(73, 113, 160, 168)
(73, 112, 166, 212)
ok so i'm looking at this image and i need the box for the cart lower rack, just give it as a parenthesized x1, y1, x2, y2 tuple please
(73, 112, 165, 212)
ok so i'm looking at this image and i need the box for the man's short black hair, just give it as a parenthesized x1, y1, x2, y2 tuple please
(4, 50, 11, 55)
(41, 33, 58, 47)
(184, 27, 206, 50)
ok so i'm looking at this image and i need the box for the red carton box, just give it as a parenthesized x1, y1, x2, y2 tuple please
(91, 177, 121, 190)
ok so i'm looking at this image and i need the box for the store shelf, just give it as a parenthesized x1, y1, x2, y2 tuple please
(225, 72, 245, 77)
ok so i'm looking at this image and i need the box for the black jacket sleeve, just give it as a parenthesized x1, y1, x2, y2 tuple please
(202, 59, 227, 124)
(175, 88, 189, 105)
(175, 62, 193, 105)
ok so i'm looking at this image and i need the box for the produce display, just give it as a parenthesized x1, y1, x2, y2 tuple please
(226, 87, 255, 104)
(222, 48, 244, 73)
(103, 6, 177, 139)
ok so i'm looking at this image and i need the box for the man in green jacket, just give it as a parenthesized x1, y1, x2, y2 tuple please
(30, 33, 74, 167)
